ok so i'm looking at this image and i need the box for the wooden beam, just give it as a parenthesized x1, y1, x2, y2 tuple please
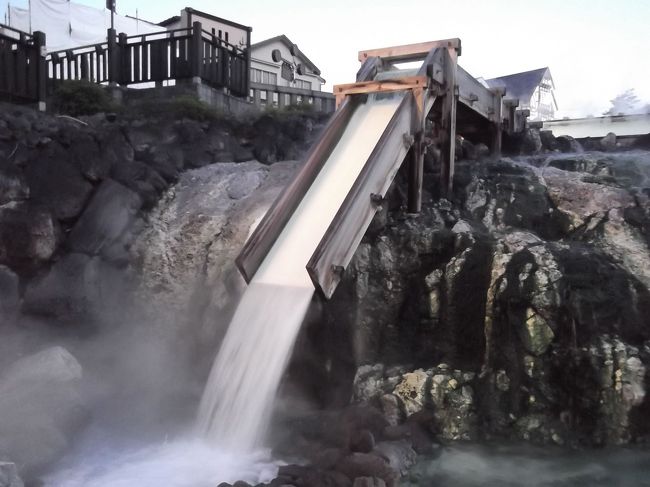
(490, 87, 505, 156)
(334, 76, 428, 109)
(358, 38, 461, 63)
(407, 131, 424, 212)
(439, 48, 457, 198)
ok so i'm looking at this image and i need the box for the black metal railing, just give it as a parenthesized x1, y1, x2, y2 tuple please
(46, 22, 249, 97)
(0, 24, 46, 106)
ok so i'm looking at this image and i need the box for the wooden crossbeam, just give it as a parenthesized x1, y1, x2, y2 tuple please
(358, 38, 461, 63)
(333, 75, 428, 109)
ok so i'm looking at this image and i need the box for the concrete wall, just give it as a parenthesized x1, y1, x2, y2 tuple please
(542, 113, 650, 138)
(113, 81, 256, 117)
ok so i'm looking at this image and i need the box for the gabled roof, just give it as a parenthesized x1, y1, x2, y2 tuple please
(158, 15, 181, 27)
(486, 67, 553, 101)
(251, 34, 321, 76)
(158, 8, 252, 32)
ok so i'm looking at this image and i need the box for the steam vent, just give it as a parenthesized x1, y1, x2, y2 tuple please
(2, 3, 650, 486)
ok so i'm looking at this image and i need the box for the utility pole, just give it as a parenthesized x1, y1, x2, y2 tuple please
(106, 0, 115, 30)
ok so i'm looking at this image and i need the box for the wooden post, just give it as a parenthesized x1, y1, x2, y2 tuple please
(33, 30, 46, 111)
(439, 48, 458, 198)
(107, 28, 118, 86)
(490, 87, 504, 156)
(407, 130, 424, 212)
(190, 21, 202, 83)
(118, 32, 128, 86)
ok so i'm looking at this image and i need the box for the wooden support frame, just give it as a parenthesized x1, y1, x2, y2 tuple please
(358, 38, 461, 63)
(439, 48, 458, 198)
(333, 75, 428, 110)
(489, 87, 505, 156)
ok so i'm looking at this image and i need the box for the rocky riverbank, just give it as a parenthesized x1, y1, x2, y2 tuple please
(1, 100, 649, 486)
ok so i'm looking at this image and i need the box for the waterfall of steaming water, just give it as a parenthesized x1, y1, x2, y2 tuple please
(196, 95, 405, 452)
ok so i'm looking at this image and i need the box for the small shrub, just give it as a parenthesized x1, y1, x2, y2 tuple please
(51, 80, 115, 116)
(127, 95, 225, 122)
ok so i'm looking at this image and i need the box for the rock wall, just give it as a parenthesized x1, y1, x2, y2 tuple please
(0, 103, 325, 483)
(305, 150, 650, 448)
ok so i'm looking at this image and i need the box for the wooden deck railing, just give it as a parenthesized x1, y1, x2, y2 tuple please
(0, 24, 47, 108)
(46, 21, 249, 97)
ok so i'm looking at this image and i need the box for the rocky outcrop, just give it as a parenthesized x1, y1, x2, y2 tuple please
(301, 150, 650, 450)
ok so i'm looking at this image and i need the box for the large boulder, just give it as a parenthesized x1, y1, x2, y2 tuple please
(0, 347, 87, 476)
(0, 204, 60, 272)
(0, 462, 24, 487)
(0, 266, 19, 321)
(0, 161, 29, 205)
(22, 253, 130, 325)
(132, 160, 299, 362)
(23, 144, 93, 221)
(67, 179, 143, 261)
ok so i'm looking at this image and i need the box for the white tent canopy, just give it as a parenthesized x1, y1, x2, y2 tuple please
(7, 0, 160, 51)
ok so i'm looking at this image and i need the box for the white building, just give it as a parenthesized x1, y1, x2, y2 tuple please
(159, 7, 252, 51)
(485, 67, 558, 121)
(250, 35, 325, 92)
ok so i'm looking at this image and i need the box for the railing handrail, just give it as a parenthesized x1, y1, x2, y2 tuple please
(200, 29, 245, 54)
(123, 27, 191, 42)
(0, 23, 34, 42)
(46, 42, 109, 59)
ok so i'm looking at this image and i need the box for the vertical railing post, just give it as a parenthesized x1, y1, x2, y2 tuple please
(244, 28, 251, 95)
(33, 30, 47, 111)
(118, 32, 128, 86)
(190, 21, 202, 84)
(107, 28, 118, 86)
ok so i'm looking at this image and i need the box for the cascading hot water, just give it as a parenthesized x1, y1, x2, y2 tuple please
(196, 95, 405, 451)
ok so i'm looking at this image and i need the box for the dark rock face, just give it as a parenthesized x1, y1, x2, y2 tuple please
(0, 266, 19, 319)
(67, 180, 142, 260)
(556, 135, 583, 153)
(0, 204, 60, 273)
(296, 151, 650, 451)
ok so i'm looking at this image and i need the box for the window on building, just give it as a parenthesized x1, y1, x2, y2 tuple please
(296, 79, 311, 90)
(262, 71, 270, 84)
(272, 92, 279, 107)
(260, 90, 267, 105)
(249, 88, 254, 101)
(269, 72, 277, 85)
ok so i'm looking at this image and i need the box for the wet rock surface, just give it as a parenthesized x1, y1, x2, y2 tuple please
(1, 104, 650, 486)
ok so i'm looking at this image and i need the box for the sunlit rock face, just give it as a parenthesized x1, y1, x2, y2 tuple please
(317, 151, 650, 448)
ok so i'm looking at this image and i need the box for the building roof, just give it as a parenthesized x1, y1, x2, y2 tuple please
(486, 67, 552, 101)
(251, 34, 321, 76)
(158, 8, 252, 32)
(158, 15, 181, 27)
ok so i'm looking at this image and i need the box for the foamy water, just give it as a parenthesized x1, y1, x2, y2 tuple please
(197, 95, 404, 452)
(45, 435, 279, 487)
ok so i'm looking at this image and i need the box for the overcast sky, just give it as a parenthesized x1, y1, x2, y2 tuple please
(3, 0, 649, 117)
